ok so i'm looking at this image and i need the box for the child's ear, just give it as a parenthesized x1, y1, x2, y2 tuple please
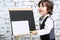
(47, 10, 51, 12)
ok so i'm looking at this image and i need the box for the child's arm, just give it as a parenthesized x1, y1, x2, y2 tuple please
(31, 18, 54, 35)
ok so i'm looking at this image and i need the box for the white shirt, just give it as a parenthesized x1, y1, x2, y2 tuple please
(36, 14, 54, 35)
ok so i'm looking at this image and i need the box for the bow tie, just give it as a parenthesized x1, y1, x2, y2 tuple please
(39, 16, 44, 21)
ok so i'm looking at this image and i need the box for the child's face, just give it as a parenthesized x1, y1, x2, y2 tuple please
(38, 3, 48, 16)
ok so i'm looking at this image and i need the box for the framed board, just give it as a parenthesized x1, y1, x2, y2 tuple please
(9, 8, 36, 36)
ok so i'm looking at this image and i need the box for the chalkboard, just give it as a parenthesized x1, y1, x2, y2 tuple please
(9, 8, 36, 35)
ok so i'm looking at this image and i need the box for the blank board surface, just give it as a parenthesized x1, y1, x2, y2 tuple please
(9, 8, 36, 35)
(12, 21, 30, 36)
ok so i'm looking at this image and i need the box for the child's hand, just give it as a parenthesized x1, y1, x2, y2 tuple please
(30, 30, 37, 35)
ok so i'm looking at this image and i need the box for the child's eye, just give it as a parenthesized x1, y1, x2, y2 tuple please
(42, 5, 45, 7)
(39, 6, 41, 7)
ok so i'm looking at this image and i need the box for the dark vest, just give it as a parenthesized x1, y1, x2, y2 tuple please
(40, 16, 55, 40)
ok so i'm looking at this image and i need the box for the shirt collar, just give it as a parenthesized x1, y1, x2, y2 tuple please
(43, 14, 50, 19)
(40, 14, 50, 24)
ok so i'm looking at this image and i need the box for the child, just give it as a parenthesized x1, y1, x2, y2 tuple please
(31, 0, 55, 40)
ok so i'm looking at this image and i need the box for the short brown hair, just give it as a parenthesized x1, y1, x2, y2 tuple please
(38, 0, 54, 15)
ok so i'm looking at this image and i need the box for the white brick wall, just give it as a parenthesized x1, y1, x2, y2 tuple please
(0, 0, 60, 40)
